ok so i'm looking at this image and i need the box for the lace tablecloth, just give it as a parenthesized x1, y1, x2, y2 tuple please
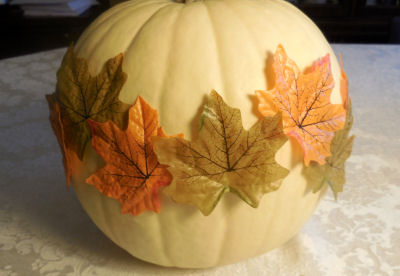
(0, 44, 399, 276)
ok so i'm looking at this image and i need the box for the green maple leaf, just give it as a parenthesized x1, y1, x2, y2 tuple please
(303, 100, 355, 199)
(154, 90, 289, 215)
(46, 46, 130, 159)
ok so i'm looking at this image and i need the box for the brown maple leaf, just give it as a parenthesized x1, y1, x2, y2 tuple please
(46, 94, 81, 186)
(49, 46, 131, 160)
(86, 97, 176, 215)
(153, 90, 289, 216)
(256, 45, 346, 166)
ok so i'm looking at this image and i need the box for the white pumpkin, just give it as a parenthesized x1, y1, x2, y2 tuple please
(71, 0, 341, 268)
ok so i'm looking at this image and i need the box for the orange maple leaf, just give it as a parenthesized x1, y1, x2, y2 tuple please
(46, 94, 81, 186)
(256, 45, 346, 165)
(86, 97, 176, 215)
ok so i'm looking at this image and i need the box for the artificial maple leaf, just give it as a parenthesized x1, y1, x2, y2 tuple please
(256, 45, 346, 166)
(153, 90, 289, 216)
(303, 99, 354, 199)
(46, 94, 81, 186)
(86, 97, 176, 215)
(51, 46, 131, 160)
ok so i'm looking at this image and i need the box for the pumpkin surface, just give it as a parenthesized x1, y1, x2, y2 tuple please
(70, 0, 342, 268)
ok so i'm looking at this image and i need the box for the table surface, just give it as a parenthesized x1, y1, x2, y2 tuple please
(0, 44, 399, 276)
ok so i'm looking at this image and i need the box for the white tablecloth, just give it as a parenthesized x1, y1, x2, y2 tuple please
(0, 44, 399, 275)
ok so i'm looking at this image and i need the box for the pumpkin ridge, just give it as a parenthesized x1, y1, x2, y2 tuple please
(256, 178, 280, 253)
(222, 0, 264, 56)
(202, 0, 262, 128)
(123, 3, 178, 58)
(78, 2, 171, 74)
(216, 198, 231, 266)
(157, 4, 186, 130)
(157, 199, 173, 266)
(219, 0, 270, 118)
(91, 4, 167, 63)
(203, 1, 227, 102)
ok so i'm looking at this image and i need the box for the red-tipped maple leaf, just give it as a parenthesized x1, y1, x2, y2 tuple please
(86, 97, 178, 215)
(256, 45, 346, 165)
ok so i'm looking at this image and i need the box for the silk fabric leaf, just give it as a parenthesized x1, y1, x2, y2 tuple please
(53, 46, 130, 160)
(86, 97, 174, 215)
(303, 98, 354, 199)
(46, 94, 81, 186)
(154, 90, 289, 216)
(256, 45, 346, 166)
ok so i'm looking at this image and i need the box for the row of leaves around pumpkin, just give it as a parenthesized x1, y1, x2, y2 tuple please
(46, 45, 354, 216)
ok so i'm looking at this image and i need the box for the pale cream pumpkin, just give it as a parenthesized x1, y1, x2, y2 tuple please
(71, 0, 341, 268)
